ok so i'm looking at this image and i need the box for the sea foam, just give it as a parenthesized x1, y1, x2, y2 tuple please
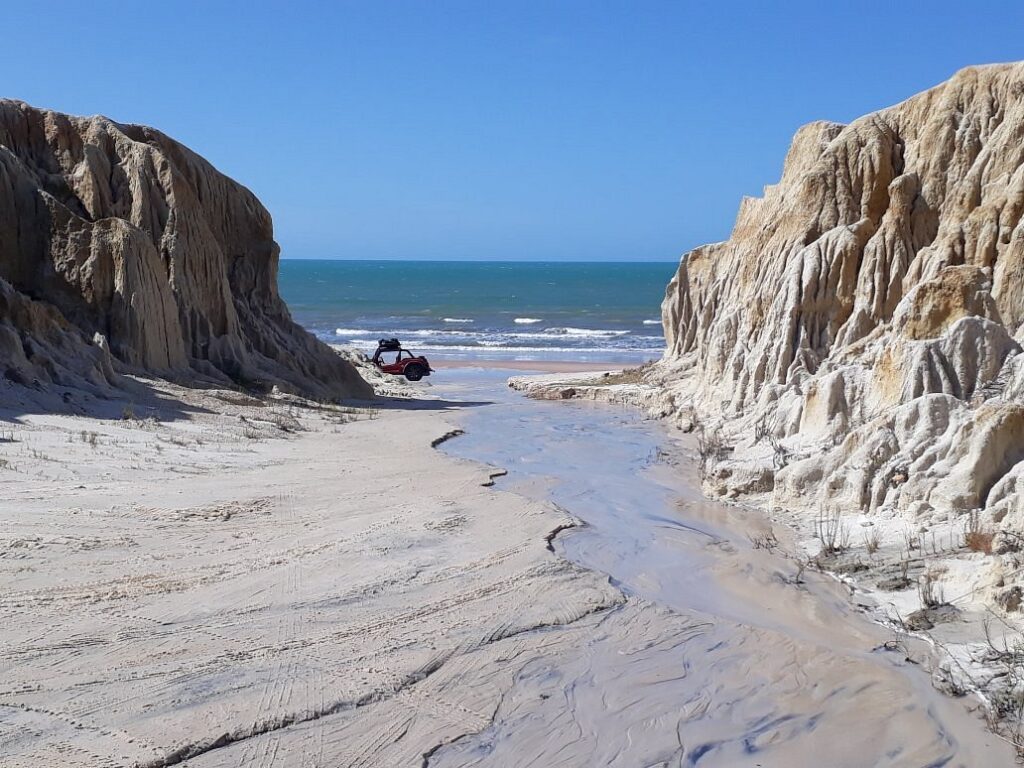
(543, 327, 630, 337)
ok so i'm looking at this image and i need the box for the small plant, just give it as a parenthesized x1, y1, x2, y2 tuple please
(918, 569, 945, 609)
(903, 528, 921, 553)
(695, 421, 728, 478)
(749, 528, 780, 553)
(766, 434, 789, 470)
(964, 510, 995, 554)
(267, 411, 302, 433)
(816, 506, 850, 555)
(981, 615, 1024, 752)
(863, 527, 881, 555)
(792, 556, 810, 585)
(122, 405, 136, 421)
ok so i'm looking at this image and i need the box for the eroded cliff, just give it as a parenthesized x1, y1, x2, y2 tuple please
(0, 100, 371, 400)
(655, 63, 1024, 607)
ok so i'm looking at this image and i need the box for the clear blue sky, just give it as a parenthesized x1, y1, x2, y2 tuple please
(4, 1, 1023, 261)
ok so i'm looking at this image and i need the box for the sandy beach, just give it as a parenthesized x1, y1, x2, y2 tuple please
(4, 8, 1024, 764)
(0, 369, 1012, 766)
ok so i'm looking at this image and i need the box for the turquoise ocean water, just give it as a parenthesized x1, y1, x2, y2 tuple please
(278, 260, 677, 363)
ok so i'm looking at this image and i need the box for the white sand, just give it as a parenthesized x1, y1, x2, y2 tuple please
(0, 375, 1014, 765)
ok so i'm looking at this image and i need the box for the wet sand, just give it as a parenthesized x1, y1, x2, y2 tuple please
(432, 359, 630, 373)
(436, 370, 1013, 766)
(0, 370, 1014, 766)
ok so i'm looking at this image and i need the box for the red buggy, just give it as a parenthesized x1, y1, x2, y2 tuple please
(372, 338, 433, 381)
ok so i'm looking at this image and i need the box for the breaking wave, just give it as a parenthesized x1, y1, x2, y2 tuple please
(328, 321, 665, 361)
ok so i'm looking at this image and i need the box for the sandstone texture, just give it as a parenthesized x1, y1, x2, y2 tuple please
(0, 100, 370, 400)
(654, 63, 1024, 611)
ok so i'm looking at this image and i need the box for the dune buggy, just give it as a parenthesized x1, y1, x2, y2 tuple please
(372, 338, 433, 381)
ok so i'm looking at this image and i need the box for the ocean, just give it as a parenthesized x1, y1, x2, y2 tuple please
(277, 260, 677, 363)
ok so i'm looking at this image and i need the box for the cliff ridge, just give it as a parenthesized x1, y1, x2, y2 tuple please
(0, 100, 370, 401)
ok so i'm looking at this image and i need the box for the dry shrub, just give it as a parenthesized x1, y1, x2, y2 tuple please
(965, 510, 995, 555)
(694, 419, 727, 478)
(918, 568, 945, 609)
(749, 528, 780, 552)
(966, 530, 996, 554)
(863, 527, 880, 555)
(816, 506, 850, 555)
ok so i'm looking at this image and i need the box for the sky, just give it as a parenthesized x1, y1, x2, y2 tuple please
(3, 1, 1024, 261)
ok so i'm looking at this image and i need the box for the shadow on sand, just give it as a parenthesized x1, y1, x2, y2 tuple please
(1, 372, 492, 425)
(0, 376, 214, 424)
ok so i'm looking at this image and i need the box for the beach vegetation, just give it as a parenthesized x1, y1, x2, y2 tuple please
(863, 527, 880, 555)
(918, 568, 945, 609)
(749, 527, 780, 553)
(815, 506, 850, 555)
(964, 510, 995, 554)
(243, 426, 264, 441)
(694, 420, 728, 478)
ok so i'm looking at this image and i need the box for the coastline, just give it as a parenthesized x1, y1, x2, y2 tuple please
(0, 366, 1013, 765)
(328, 342, 642, 376)
(432, 358, 632, 373)
(5, 50, 1024, 768)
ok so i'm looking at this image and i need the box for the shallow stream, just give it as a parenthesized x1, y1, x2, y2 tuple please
(430, 369, 1012, 767)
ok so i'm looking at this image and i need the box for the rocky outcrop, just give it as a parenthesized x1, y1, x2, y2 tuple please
(655, 63, 1024, 605)
(0, 100, 370, 400)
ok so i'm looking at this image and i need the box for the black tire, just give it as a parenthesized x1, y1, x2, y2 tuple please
(404, 364, 425, 381)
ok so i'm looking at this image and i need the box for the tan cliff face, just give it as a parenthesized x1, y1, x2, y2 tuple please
(664, 63, 1024, 402)
(656, 63, 1024, 600)
(0, 100, 371, 399)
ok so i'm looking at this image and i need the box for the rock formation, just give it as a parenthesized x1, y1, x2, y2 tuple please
(655, 63, 1024, 605)
(0, 100, 371, 400)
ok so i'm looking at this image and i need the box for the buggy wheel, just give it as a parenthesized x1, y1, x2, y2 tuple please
(404, 364, 425, 381)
